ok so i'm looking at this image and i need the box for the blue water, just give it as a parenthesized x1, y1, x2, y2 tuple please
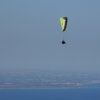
(0, 88, 100, 100)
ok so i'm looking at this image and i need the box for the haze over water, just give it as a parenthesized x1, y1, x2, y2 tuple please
(0, 0, 100, 72)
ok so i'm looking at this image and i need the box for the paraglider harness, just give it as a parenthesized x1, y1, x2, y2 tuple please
(62, 40, 66, 44)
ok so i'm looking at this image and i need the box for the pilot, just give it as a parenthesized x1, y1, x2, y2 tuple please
(62, 40, 66, 44)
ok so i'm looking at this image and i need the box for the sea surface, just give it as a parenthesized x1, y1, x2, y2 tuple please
(0, 87, 100, 100)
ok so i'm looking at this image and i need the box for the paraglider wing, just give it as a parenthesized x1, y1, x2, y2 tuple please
(60, 17, 68, 32)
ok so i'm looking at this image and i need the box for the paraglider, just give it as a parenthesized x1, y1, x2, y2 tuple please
(59, 17, 68, 44)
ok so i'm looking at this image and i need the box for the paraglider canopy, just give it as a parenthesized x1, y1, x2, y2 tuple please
(59, 17, 68, 32)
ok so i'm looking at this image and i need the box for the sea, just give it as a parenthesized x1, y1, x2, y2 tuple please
(0, 83, 100, 100)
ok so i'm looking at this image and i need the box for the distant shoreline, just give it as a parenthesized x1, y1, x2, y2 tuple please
(0, 83, 100, 89)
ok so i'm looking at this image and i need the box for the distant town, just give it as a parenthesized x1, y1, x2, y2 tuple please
(0, 68, 100, 89)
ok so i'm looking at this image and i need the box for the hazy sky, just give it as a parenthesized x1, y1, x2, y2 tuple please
(0, 0, 100, 72)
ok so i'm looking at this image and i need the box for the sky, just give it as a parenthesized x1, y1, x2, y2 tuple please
(0, 0, 100, 72)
